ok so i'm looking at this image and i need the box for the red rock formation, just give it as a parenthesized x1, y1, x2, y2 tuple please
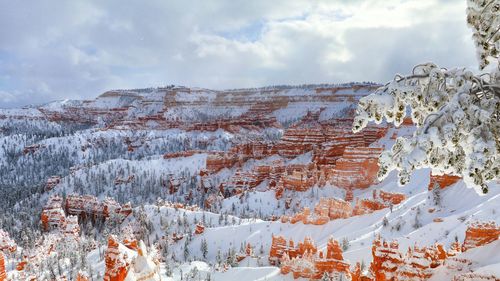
(172, 233, 184, 242)
(275, 182, 284, 199)
(314, 134, 365, 165)
(269, 235, 319, 265)
(352, 190, 405, 216)
(229, 142, 275, 160)
(331, 147, 383, 189)
(379, 190, 405, 205)
(312, 238, 350, 277)
(285, 198, 352, 226)
(76, 272, 89, 281)
(65, 195, 131, 221)
(314, 198, 352, 220)
(278, 237, 351, 280)
(462, 221, 500, 251)
(0, 252, 6, 281)
(42, 194, 131, 234)
(289, 208, 311, 224)
(206, 152, 238, 173)
(123, 239, 138, 251)
(282, 171, 314, 192)
(269, 235, 292, 265)
(167, 176, 184, 194)
(365, 223, 499, 281)
(395, 246, 433, 280)
(104, 235, 129, 281)
(16, 260, 27, 271)
(276, 127, 326, 158)
(352, 198, 387, 216)
(194, 224, 205, 235)
(370, 237, 403, 281)
(120, 202, 133, 217)
(345, 188, 354, 202)
(428, 173, 461, 190)
(41, 195, 66, 231)
(283, 190, 405, 225)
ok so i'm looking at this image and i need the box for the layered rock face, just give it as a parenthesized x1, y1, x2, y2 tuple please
(199, 121, 387, 200)
(369, 237, 403, 281)
(282, 190, 405, 226)
(462, 221, 500, 251)
(378, 190, 406, 205)
(42, 195, 131, 233)
(200, 122, 387, 202)
(65, 195, 132, 220)
(281, 197, 352, 225)
(0, 252, 6, 281)
(4, 83, 377, 129)
(314, 198, 352, 220)
(41, 195, 66, 231)
(428, 173, 462, 190)
(352, 190, 405, 216)
(330, 147, 383, 189)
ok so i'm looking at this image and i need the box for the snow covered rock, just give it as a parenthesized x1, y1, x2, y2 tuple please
(0, 230, 16, 253)
(331, 147, 383, 189)
(462, 221, 500, 251)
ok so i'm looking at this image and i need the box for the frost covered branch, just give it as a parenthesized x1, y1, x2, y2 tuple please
(352, 0, 500, 194)
(467, 0, 500, 69)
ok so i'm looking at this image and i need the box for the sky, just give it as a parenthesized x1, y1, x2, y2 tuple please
(0, 0, 478, 108)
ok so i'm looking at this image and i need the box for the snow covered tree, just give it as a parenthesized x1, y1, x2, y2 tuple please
(183, 239, 190, 261)
(353, 0, 500, 193)
(201, 238, 208, 260)
(341, 237, 350, 251)
(432, 183, 442, 206)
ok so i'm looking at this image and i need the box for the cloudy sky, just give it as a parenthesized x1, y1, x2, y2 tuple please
(0, 0, 478, 107)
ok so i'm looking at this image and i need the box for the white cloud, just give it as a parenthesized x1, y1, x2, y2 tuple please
(0, 0, 478, 107)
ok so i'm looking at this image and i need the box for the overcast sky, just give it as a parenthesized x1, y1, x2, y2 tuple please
(0, 0, 478, 107)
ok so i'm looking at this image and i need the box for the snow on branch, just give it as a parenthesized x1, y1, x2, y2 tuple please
(352, 0, 499, 194)
(352, 64, 499, 193)
(467, 0, 500, 69)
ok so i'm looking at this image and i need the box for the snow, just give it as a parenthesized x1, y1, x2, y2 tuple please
(137, 169, 500, 275)
(429, 240, 500, 280)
